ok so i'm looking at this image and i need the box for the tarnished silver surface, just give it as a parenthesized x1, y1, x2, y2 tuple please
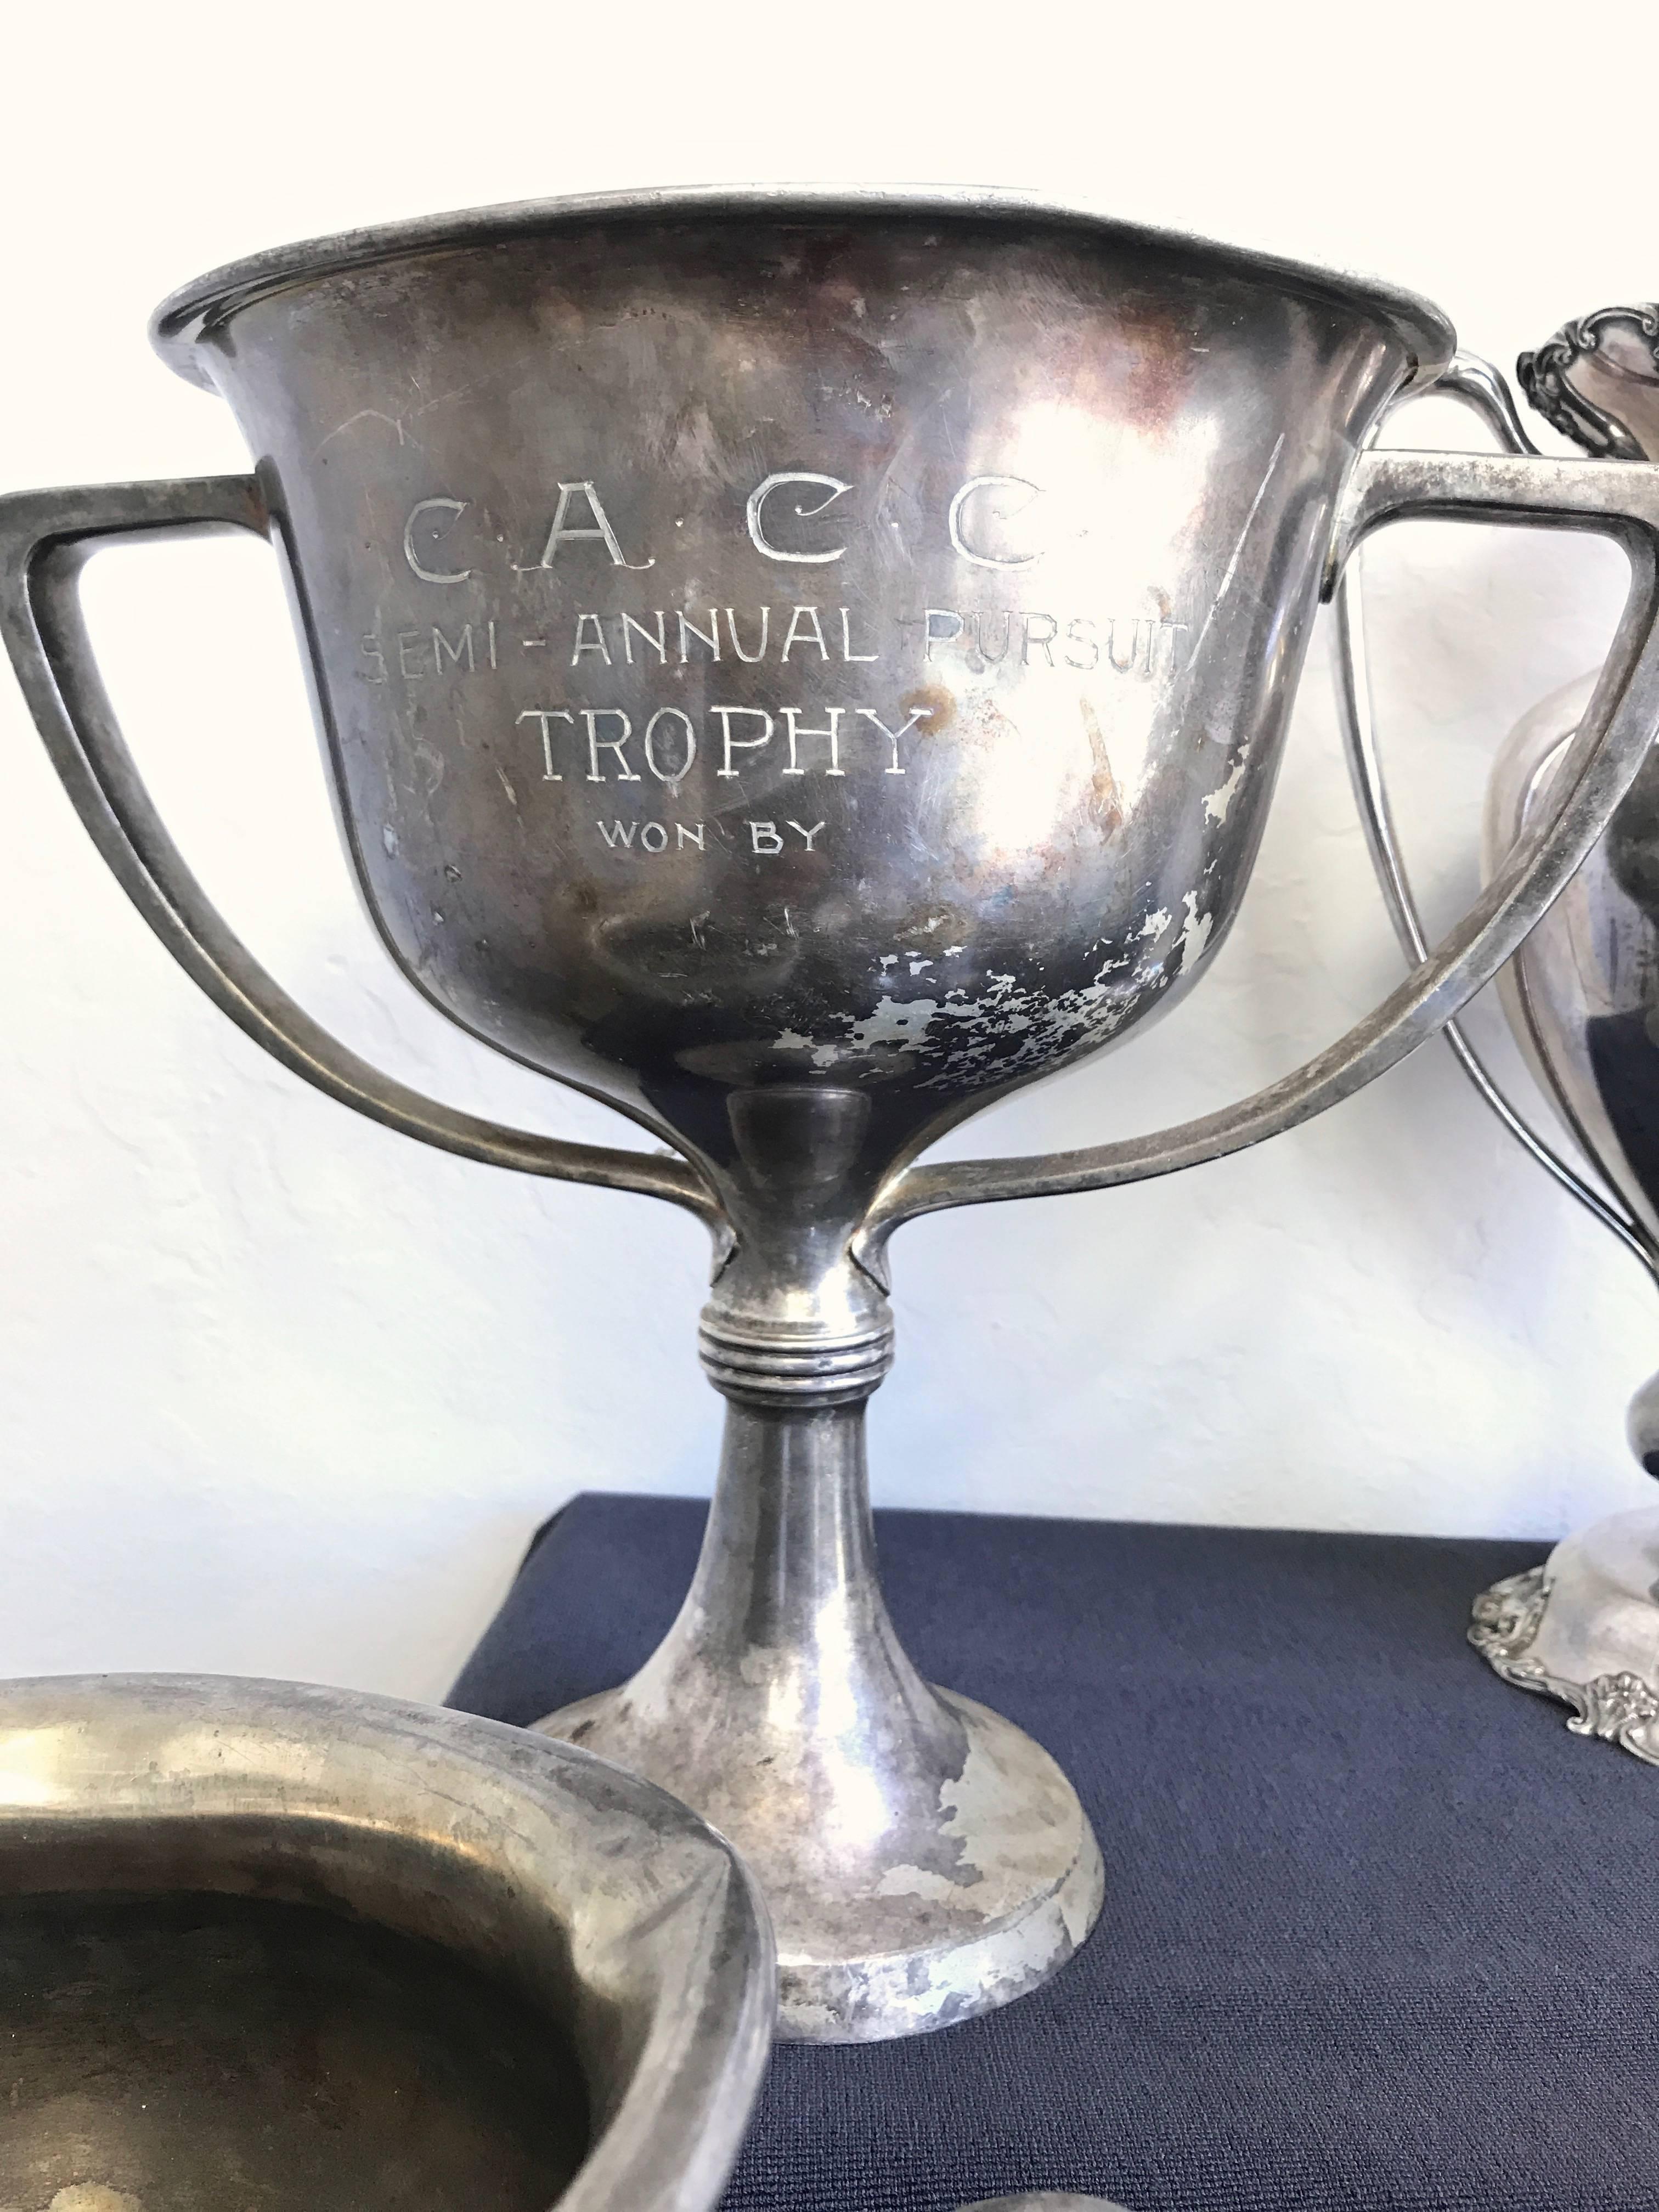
(1338, 313, 1659, 1761)
(9, 193, 1659, 2036)
(0, 1672, 774, 2209)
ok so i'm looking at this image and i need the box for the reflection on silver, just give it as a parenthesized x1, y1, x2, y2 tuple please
(9, 193, 1659, 2035)
(0, 1673, 774, 2210)
(958, 2199, 1130, 2210)
(1337, 314, 1659, 1765)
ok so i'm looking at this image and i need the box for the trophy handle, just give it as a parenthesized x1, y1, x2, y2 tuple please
(0, 475, 721, 1228)
(859, 439, 1659, 1256)
(1334, 356, 1659, 1284)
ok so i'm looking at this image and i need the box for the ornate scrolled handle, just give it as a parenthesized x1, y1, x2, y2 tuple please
(0, 474, 722, 1228)
(857, 436, 1659, 1265)
(1519, 306, 1659, 460)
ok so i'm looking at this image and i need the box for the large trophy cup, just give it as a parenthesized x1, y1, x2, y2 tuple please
(8, 191, 1659, 2040)
(1341, 311, 1659, 1766)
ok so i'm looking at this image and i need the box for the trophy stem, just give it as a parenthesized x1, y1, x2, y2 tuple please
(539, 1275, 1103, 2042)
(658, 1395, 953, 1757)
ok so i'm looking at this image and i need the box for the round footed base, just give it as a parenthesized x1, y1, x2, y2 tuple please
(1470, 1505, 1659, 1764)
(536, 1684, 1104, 2044)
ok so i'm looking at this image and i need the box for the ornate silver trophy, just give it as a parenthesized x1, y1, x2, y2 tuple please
(1339, 313, 1659, 1764)
(8, 191, 1659, 2039)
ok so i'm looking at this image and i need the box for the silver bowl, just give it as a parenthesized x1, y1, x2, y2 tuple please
(0, 1674, 774, 2211)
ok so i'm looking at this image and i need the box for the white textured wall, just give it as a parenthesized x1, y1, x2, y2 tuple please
(2, 1, 1657, 1703)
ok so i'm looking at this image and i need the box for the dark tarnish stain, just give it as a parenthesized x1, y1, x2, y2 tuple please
(1033, 293, 1207, 443)
(1079, 698, 1123, 834)
(793, 226, 857, 289)
(900, 684, 954, 736)
(0, 1891, 590, 2207)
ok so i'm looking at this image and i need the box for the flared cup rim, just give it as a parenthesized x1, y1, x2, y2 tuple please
(150, 182, 1455, 393)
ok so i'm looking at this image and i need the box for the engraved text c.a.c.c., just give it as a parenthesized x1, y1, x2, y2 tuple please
(400, 469, 1065, 585)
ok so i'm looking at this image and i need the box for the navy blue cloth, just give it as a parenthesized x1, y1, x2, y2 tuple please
(450, 1496, 1659, 2211)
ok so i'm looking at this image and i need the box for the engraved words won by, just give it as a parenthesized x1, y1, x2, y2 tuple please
(362, 472, 1187, 860)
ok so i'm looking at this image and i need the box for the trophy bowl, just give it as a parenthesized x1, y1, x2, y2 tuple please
(0, 1673, 772, 2211)
(1338, 312, 1659, 1763)
(9, 189, 1659, 2038)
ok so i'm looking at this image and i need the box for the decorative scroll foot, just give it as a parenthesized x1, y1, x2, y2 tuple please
(1470, 1508, 1659, 1766)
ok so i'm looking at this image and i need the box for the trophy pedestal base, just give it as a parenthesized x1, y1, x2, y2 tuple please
(535, 1682, 1103, 2044)
(1470, 1506, 1659, 1764)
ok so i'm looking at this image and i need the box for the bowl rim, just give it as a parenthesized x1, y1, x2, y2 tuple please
(149, 181, 1455, 394)
(0, 1671, 776, 2212)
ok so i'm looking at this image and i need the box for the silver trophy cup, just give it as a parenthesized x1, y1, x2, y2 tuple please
(1342, 312, 1659, 1763)
(8, 190, 1659, 2040)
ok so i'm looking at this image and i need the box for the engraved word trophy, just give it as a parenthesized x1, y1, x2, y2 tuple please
(1341, 312, 1659, 1767)
(9, 192, 1659, 2041)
